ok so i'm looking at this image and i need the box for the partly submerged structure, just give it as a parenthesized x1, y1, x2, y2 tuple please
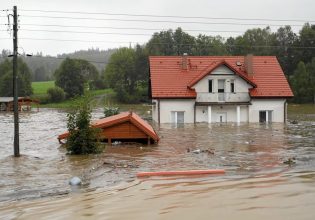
(58, 112, 159, 145)
(0, 97, 39, 112)
(149, 55, 294, 124)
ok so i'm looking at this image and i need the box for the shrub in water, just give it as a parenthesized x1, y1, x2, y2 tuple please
(104, 106, 119, 117)
(66, 97, 102, 154)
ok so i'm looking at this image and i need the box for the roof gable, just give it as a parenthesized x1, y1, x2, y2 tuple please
(187, 61, 257, 88)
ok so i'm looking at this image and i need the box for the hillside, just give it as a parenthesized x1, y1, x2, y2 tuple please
(0, 48, 116, 82)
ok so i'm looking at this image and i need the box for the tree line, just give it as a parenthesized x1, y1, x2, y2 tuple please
(0, 24, 315, 103)
(104, 24, 315, 103)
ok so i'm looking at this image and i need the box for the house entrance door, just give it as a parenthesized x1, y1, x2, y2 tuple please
(216, 112, 227, 123)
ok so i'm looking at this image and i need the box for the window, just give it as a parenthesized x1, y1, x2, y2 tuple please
(171, 111, 184, 124)
(208, 80, 213, 93)
(259, 110, 272, 123)
(230, 80, 235, 93)
(218, 79, 225, 93)
(218, 79, 225, 101)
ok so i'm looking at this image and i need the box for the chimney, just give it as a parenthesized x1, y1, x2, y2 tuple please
(182, 53, 188, 70)
(244, 54, 254, 76)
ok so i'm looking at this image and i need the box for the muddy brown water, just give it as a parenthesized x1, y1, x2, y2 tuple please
(0, 108, 315, 219)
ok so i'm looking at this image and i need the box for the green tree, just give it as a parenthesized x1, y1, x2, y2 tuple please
(54, 58, 100, 98)
(291, 61, 314, 103)
(226, 27, 276, 55)
(104, 47, 147, 103)
(273, 26, 298, 75)
(193, 35, 228, 55)
(0, 58, 33, 97)
(66, 96, 102, 154)
(306, 58, 315, 103)
(295, 23, 315, 65)
(146, 29, 175, 55)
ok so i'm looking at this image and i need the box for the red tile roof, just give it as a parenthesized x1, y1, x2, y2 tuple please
(58, 112, 159, 142)
(150, 56, 293, 98)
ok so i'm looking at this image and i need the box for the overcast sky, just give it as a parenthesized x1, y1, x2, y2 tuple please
(0, 0, 314, 56)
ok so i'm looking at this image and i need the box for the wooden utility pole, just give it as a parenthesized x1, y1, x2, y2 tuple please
(13, 6, 19, 157)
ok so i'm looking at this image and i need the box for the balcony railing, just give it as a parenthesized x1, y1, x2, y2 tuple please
(196, 92, 250, 103)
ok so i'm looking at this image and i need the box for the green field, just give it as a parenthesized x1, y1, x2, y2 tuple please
(32, 81, 55, 96)
(31, 81, 115, 108)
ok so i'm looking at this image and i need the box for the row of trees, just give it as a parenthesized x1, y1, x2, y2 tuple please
(104, 24, 315, 103)
(0, 24, 315, 102)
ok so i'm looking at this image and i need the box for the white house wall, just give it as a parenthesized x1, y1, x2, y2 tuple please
(192, 66, 253, 93)
(196, 105, 248, 123)
(249, 99, 286, 122)
(159, 99, 195, 123)
(153, 99, 286, 123)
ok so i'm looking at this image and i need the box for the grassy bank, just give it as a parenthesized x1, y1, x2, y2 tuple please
(39, 89, 115, 108)
(32, 81, 55, 97)
(288, 103, 315, 121)
(31, 81, 115, 108)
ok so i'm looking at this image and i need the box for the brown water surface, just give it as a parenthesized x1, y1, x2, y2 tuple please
(0, 108, 314, 219)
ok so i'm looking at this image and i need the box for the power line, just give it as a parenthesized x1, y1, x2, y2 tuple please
(19, 9, 315, 23)
(19, 23, 245, 33)
(20, 15, 306, 27)
(19, 37, 139, 44)
(12, 37, 315, 49)
(19, 29, 153, 36)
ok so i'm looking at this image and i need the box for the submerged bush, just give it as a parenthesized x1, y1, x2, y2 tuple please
(66, 97, 102, 154)
(104, 106, 119, 117)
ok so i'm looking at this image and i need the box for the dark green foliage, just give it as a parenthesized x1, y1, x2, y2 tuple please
(47, 86, 65, 103)
(291, 61, 315, 103)
(0, 58, 33, 97)
(103, 47, 148, 103)
(54, 58, 100, 98)
(66, 97, 102, 154)
(104, 106, 119, 117)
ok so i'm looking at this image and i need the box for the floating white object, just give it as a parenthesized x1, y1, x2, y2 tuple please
(69, 176, 82, 185)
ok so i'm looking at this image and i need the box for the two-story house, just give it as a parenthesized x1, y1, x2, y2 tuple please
(149, 54, 293, 124)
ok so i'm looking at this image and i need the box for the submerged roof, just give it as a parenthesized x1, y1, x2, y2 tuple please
(149, 56, 293, 98)
(58, 112, 159, 142)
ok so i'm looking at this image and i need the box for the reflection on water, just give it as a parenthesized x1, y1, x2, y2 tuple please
(0, 109, 314, 219)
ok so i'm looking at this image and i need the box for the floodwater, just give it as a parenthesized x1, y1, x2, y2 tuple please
(0, 108, 315, 219)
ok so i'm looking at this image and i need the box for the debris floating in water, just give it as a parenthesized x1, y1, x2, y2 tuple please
(187, 148, 214, 154)
(283, 157, 296, 165)
(137, 169, 225, 177)
(69, 176, 82, 186)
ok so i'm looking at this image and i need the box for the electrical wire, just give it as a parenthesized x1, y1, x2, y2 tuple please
(12, 37, 315, 49)
(19, 23, 245, 33)
(19, 29, 154, 36)
(20, 15, 306, 27)
(19, 9, 315, 23)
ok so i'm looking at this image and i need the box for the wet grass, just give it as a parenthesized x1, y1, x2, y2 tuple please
(32, 81, 55, 96)
(288, 103, 315, 121)
(31, 81, 116, 109)
(39, 89, 115, 109)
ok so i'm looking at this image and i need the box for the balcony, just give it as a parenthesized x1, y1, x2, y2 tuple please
(196, 92, 250, 103)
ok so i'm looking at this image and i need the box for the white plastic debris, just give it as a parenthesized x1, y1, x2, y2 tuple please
(69, 176, 82, 186)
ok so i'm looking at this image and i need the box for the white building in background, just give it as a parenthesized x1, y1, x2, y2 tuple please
(149, 54, 293, 124)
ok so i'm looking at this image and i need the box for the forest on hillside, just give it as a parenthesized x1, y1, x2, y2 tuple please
(0, 48, 116, 81)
